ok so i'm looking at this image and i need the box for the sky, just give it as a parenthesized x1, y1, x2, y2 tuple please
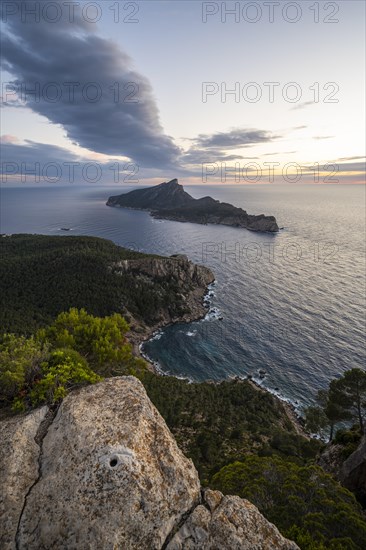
(1, 0, 365, 185)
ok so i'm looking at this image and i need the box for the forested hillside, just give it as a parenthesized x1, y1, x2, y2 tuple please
(0, 234, 187, 333)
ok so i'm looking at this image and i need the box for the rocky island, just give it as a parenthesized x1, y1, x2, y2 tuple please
(107, 179, 279, 233)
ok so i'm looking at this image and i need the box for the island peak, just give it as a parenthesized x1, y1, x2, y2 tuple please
(163, 178, 179, 186)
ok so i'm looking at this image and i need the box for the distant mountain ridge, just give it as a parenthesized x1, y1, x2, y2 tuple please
(107, 179, 279, 232)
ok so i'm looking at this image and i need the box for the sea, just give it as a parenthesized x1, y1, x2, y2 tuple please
(1, 183, 365, 411)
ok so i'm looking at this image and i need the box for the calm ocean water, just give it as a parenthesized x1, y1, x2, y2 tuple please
(1, 184, 365, 409)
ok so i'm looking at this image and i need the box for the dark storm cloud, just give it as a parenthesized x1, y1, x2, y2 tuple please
(180, 128, 277, 167)
(191, 129, 276, 149)
(1, 139, 80, 165)
(181, 148, 247, 165)
(0, 138, 136, 184)
(1, 0, 181, 169)
(0, 137, 199, 183)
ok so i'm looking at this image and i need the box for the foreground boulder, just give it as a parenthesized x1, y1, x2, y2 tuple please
(0, 377, 298, 549)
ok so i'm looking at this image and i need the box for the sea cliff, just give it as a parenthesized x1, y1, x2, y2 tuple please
(0, 235, 214, 339)
(115, 254, 215, 356)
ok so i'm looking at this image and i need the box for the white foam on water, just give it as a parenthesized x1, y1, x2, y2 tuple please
(150, 331, 163, 341)
(204, 306, 222, 321)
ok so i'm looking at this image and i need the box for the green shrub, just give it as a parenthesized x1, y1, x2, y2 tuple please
(0, 309, 146, 412)
(0, 334, 50, 406)
(29, 348, 102, 407)
(334, 427, 362, 459)
(334, 427, 361, 446)
(38, 308, 146, 377)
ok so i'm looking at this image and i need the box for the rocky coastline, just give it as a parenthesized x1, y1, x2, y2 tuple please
(246, 378, 308, 438)
(117, 254, 215, 364)
(122, 257, 307, 437)
(129, 280, 216, 370)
